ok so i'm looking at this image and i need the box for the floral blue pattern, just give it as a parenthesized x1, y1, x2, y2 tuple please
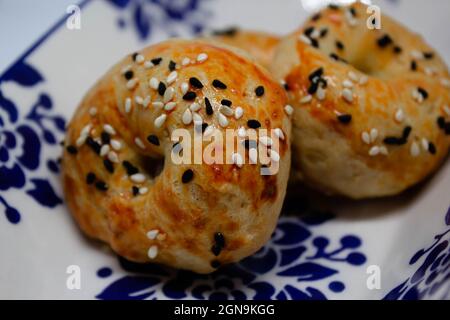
(95, 212, 367, 300)
(384, 207, 450, 300)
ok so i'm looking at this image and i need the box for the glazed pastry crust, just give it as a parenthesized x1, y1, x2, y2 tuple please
(62, 39, 291, 273)
(271, 3, 450, 198)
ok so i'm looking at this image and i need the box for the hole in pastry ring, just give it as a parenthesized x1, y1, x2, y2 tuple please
(62, 39, 291, 273)
(271, 2, 450, 199)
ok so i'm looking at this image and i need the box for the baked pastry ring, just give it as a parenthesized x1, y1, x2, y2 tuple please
(62, 39, 291, 273)
(271, 2, 450, 199)
(209, 28, 280, 70)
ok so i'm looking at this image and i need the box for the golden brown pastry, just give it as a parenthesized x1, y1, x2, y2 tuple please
(209, 28, 280, 70)
(271, 2, 450, 199)
(62, 39, 291, 273)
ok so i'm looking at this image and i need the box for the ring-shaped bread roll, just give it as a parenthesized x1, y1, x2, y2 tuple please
(271, 3, 450, 198)
(62, 39, 291, 273)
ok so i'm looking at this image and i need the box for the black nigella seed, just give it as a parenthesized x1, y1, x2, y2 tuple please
(437, 116, 445, 129)
(243, 139, 257, 149)
(328, 4, 339, 10)
(147, 134, 160, 146)
(311, 13, 321, 21)
(221, 99, 232, 107)
(205, 97, 214, 115)
(182, 169, 194, 183)
(308, 67, 324, 81)
(283, 82, 290, 91)
(103, 159, 114, 173)
(417, 87, 428, 99)
(211, 245, 222, 256)
(189, 77, 203, 89)
(132, 52, 138, 61)
(424, 52, 434, 59)
(255, 85, 265, 97)
(210, 260, 221, 269)
(124, 70, 133, 80)
(310, 38, 319, 48)
(377, 34, 393, 48)
(86, 172, 96, 184)
(403, 126, 412, 140)
(158, 82, 166, 96)
(308, 81, 319, 94)
(428, 142, 436, 154)
(168, 60, 176, 71)
(201, 123, 208, 133)
(183, 91, 197, 101)
(304, 26, 314, 37)
(320, 28, 328, 38)
(330, 53, 340, 61)
(247, 119, 261, 129)
(349, 7, 357, 17)
(101, 131, 111, 144)
(122, 160, 139, 175)
(383, 136, 402, 145)
(212, 27, 238, 37)
(95, 181, 108, 191)
(393, 46, 402, 54)
(337, 114, 352, 124)
(445, 123, 450, 135)
(66, 145, 78, 155)
(336, 40, 344, 50)
(132, 186, 139, 196)
(86, 137, 101, 154)
(212, 79, 227, 89)
(411, 60, 417, 71)
(151, 57, 162, 65)
(214, 232, 225, 248)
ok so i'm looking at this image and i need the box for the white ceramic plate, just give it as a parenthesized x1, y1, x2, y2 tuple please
(0, 0, 449, 300)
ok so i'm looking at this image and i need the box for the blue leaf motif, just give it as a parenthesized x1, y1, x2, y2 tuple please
(277, 262, 337, 281)
(2, 61, 44, 86)
(248, 282, 275, 300)
(446, 206, 450, 226)
(96, 276, 160, 300)
(0, 89, 18, 123)
(107, 0, 130, 9)
(26, 178, 62, 207)
(284, 285, 326, 300)
(280, 246, 306, 266)
(133, 4, 151, 39)
(0, 164, 26, 190)
(16, 125, 40, 170)
(274, 221, 311, 245)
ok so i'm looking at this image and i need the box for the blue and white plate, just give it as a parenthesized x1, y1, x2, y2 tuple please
(0, 0, 449, 300)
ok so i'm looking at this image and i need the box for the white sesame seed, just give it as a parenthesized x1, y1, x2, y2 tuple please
(108, 151, 119, 163)
(135, 137, 146, 149)
(274, 128, 285, 140)
(110, 139, 122, 151)
(103, 124, 116, 135)
(152, 101, 164, 108)
(197, 53, 208, 62)
(89, 107, 97, 116)
(144, 60, 154, 69)
(219, 105, 233, 117)
(259, 136, 273, 147)
(300, 95, 312, 104)
(425, 67, 436, 76)
(284, 104, 294, 116)
(342, 88, 353, 103)
(370, 128, 378, 143)
(441, 78, 450, 88)
(395, 108, 404, 123)
(193, 112, 203, 125)
(249, 148, 258, 164)
(421, 138, 429, 151)
(190, 102, 201, 112)
(135, 95, 144, 105)
(154, 114, 167, 128)
(139, 187, 148, 195)
(299, 34, 312, 45)
(163, 87, 175, 103)
(126, 78, 138, 90)
(359, 75, 368, 85)
(410, 50, 423, 60)
(231, 153, 243, 167)
(444, 105, 450, 116)
(80, 124, 92, 137)
(164, 102, 177, 111)
(379, 146, 389, 155)
(269, 149, 280, 162)
(369, 146, 380, 156)
(135, 54, 145, 64)
(343, 79, 353, 88)
(167, 71, 178, 84)
(412, 89, 423, 103)
(234, 107, 243, 119)
(310, 28, 321, 39)
(76, 135, 87, 147)
(182, 108, 192, 125)
(143, 96, 151, 108)
(130, 173, 146, 183)
(125, 97, 132, 113)
(147, 245, 158, 259)
(181, 82, 189, 95)
(149, 77, 159, 89)
(348, 71, 358, 82)
(121, 64, 132, 74)
(316, 87, 326, 100)
(361, 131, 371, 144)
(203, 125, 214, 137)
(238, 127, 246, 138)
(100, 144, 110, 157)
(410, 141, 420, 157)
(218, 113, 229, 127)
(147, 229, 159, 240)
(181, 57, 191, 66)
